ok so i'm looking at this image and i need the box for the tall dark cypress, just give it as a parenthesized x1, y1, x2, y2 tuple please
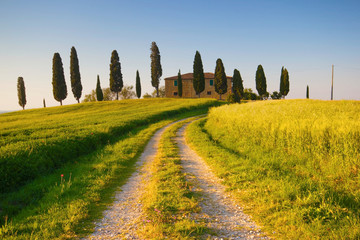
(255, 64, 267, 99)
(43, 98, 46, 108)
(279, 67, 285, 97)
(136, 70, 141, 99)
(70, 46, 82, 103)
(214, 58, 227, 100)
(96, 75, 103, 101)
(283, 68, 289, 98)
(306, 85, 309, 99)
(280, 67, 290, 99)
(52, 53, 67, 105)
(232, 69, 244, 102)
(109, 50, 123, 100)
(178, 69, 183, 97)
(150, 42, 162, 97)
(193, 51, 205, 97)
(17, 77, 26, 110)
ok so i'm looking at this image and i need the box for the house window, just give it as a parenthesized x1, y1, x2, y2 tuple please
(174, 80, 178, 86)
(207, 91, 211, 95)
(173, 92, 178, 96)
(210, 79, 214, 86)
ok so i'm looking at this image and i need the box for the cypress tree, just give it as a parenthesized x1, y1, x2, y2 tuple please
(17, 77, 26, 110)
(109, 50, 123, 100)
(43, 98, 46, 108)
(70, 46, 82, 103)
(178, 69, 183, 97)
(306, 85, 309, 99)
(284, 68, 289, 97)
(255, 64, 267, 99)
(193, 51, 205, 97)
(214, 58, 227, 100)
(136, 70, 141, 99)
(279, 67, 285, 97)
(280, 67, 290, 98)
(52, 53, 67, 106)
(96, 75, 103, 101)
(150, 42, 162, 97)
(232, 69, 244, 102)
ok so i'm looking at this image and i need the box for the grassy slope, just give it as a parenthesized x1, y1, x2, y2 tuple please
(0, 98, 219, 239)
(187, 100, 360, 239)
(0, 98, 219, 193)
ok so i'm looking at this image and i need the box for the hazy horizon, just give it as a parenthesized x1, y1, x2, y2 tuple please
(1, 0, 359, 111)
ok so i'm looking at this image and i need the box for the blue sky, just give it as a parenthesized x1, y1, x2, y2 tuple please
(1, 0, 359, 110)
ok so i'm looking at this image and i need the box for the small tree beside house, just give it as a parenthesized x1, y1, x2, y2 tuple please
(232, 69, 244, 102)
(177, 70, 183, 97)
(214, 58, 227, 100)
(193, 51, 205, 97)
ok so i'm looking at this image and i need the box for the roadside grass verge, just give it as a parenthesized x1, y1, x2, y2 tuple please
(186, 100, 360, 239)
(140, 118, 207, 239)
(0, 103, 215, 239)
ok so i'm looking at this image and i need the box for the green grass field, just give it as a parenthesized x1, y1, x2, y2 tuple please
(187, 99, 360, 239)
(2, 98, 359, 239)
(0, 98, 219, 239)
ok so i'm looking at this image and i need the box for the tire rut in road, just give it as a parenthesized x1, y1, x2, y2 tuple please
(176, 121, 268, 240)
(84, 122, 174, 240)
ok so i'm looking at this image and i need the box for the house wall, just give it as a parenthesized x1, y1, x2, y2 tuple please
(165, 78, 232, 100)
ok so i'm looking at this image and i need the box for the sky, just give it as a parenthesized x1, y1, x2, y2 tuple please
(0, 0, 359, 111)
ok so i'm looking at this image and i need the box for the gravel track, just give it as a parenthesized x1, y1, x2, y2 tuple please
(84, 118, 268, 239)
(176, 121, 268, 239)
(83, 123, 173, 240)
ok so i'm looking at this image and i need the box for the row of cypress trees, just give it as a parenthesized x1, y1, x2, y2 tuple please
(16, 47, 82, 110)
(52, 47, 145, 104)
(97, 41, 160, 101)
(53, 42, 162, 104)
(16, 42, 294, 109)
(182, 51, 228, 100)
(255, 65, 290, 100)
(52, 47, 82, 105)
(177, 50, 290, 101)
(95, 50, 142, 102)
(17, 42, 161, 109)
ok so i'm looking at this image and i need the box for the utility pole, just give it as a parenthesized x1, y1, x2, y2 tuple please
(331, 65, 334, 100)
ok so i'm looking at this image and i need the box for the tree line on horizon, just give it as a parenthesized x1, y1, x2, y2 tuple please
(16, 41, 164, 109)
(16, 42, 309, 110)
(177, 50, 291, 102)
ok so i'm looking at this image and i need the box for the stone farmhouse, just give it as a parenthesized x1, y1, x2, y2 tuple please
(164, 72, 232, 99)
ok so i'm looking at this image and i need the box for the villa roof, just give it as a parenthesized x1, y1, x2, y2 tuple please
(164, 72, 232, 80)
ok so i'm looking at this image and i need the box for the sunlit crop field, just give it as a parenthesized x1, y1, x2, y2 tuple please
(188, 99, 360, 239)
